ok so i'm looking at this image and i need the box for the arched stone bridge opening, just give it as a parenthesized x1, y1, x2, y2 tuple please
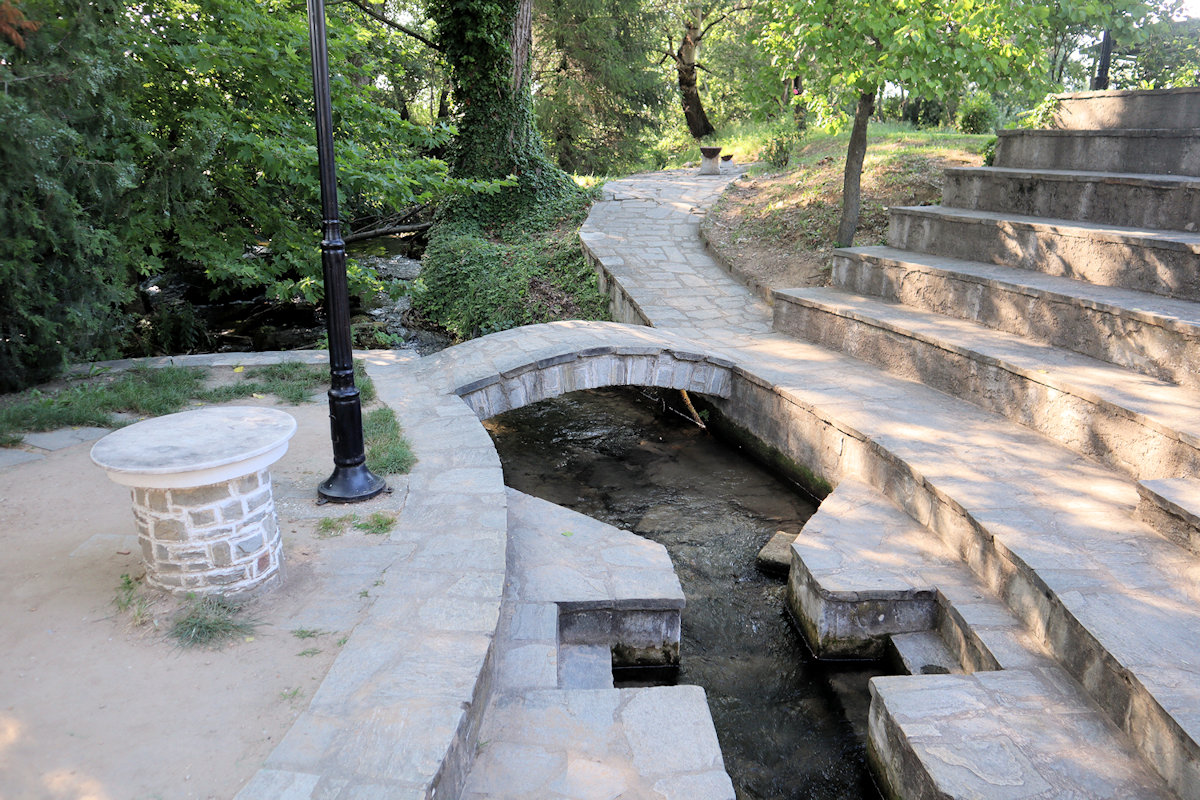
(451, 339, 736, 422)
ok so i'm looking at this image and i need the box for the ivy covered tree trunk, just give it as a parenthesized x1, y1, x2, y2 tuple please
(676, 18, 714, 138)
(836, 88, 876, 247)
(430, 0, 573, 216)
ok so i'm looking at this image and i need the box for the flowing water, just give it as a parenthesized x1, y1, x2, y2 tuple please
(485, 387, 886, 800)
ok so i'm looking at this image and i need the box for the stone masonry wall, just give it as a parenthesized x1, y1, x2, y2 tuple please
(131, 468, 282, 596)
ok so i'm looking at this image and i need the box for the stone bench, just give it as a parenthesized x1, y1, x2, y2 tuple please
(90, 406, 297, 596)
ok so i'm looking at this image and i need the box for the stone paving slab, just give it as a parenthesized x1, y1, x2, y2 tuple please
(20, 426, 111, 451)
(870, 669, 1176, 800)
(459, 487, 731, 797)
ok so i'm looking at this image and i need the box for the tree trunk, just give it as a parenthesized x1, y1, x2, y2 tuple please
(676, 19, 714, 138)
(432, 0, 573, 212)
(837, 89, 876, 247)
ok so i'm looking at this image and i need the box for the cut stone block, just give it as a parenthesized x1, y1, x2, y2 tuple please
(754, 530, 797, 576)
(831, 246, 1200, 390)
(888, 631, 960, 676)
(1137, 477, 1200, 555)
(1049, 86, 1200, 131)
(888, 205, 1200, 301)
(869, 670, 1176, 800)
(994, 127, 1200, 177)
(785, 479, 949, 658)
(942, 166, 1200, 232)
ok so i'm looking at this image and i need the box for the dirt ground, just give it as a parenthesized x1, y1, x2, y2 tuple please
(702, 173, 834, 293)
(0, 395, 406, 800)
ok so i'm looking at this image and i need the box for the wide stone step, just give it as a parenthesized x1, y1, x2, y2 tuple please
(789, 480, 1178, 798)
(830, 246, 1200, 390)
(888, 205, 1200, 300)
(942, 166, 1200, 231)
(772, 286, 1200, 481)
(787, 479, 1040, 672)
(994, 128, 1200, 176)
(869, 670, 1176, 800)
(1049, 87, 1200, 131)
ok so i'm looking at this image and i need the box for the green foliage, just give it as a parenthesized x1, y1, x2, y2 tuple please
(363, 405, 416, 475)
(763, 129, 800, 168)
(533, 0, 668, 174)
(354, 512, 396, 535)
(1, 0, 479, 392)
(1110, 16, 1200, 88)
(0, 0, 137, 392)
(956, 93, 1000, 135)
(414, 189, 609, 339)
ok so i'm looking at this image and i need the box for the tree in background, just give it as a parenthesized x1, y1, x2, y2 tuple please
(657, 2, 749, 138)
(1110, 14, 1200, 87)
(1041, 0, 1175, 87)
(0, 0, 136, 390)
(429, 0, 575, 213)
(533, 0, 668, 174)
(760, 0, 1046, 246)
(1, 0, 464, 390)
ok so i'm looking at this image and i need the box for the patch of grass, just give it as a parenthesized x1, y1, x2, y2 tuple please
(0, 359, 341, 445)
(113, 573, 152, 627)
(316, 515, 352, 539)
(363, 407, 415, 475)
(168, 594, 256, 648)
(291, 628, 323, 639)
(0, 366, 207, 442)
(354, 512, 395, 535)
(297, 647, 322, 657)
(713, 124, 989, 253)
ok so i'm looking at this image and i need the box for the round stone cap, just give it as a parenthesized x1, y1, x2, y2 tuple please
(91, 406, 298, 489)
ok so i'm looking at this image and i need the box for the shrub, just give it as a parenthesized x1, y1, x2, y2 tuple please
(956, 93, 999, 134)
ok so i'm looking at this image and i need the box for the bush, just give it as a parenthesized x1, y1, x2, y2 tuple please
(956, 93, 999, 135)
(413, 188, 609, 339)
(901, 97, 947, 128)
(762, 129, 799, 168)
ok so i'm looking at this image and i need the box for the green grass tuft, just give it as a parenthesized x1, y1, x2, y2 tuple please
(363, 407, 416, 475)
(168, 594, 256, 648)
(354, 512, 395, 535)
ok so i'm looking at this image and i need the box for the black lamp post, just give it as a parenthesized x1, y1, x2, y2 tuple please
(306, 0, 386, 502)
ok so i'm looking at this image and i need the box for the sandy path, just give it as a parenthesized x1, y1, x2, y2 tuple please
(0, 398, 403, 800)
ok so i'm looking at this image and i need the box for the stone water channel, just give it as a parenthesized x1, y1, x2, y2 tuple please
(485, 387, 886, 800)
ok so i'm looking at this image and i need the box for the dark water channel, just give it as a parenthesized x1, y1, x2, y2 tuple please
(485, 387, 885, 800)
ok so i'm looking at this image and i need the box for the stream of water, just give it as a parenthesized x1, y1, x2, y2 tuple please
(485, 387, 885, 800)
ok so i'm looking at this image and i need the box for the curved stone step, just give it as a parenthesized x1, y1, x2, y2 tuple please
(888, 205, 1200, 300)
(942, 166, 1200, 231)
(994, 128, 1200, 176)
(870, 670, 1176, 800)
(830, 246, 1200, 390)
(772, 286, 1200, 481)
(788, 482, 1179, 800)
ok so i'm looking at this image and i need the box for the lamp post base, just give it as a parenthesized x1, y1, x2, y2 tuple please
(318, 464, 387, 503)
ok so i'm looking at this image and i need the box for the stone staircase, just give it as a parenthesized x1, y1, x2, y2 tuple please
(771, 87, 1200, 799)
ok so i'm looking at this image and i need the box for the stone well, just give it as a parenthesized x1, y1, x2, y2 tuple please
(90, 406, 297, 596)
